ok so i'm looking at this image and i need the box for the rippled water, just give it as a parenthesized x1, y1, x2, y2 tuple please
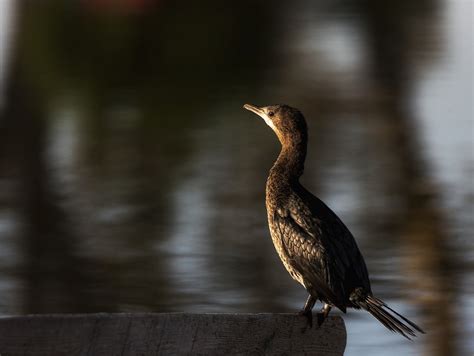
(0, 1, 472, 355)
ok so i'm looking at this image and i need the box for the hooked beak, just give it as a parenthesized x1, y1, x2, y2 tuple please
(243, 103, 265, 117)
(243, 103, 276, 132)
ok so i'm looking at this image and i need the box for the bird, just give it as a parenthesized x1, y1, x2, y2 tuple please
(243, 103, 424, 339)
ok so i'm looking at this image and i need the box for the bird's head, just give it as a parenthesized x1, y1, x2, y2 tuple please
(243, 104, 307, 146)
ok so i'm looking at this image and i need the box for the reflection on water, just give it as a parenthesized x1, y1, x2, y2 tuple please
(0, 0, 472, 355)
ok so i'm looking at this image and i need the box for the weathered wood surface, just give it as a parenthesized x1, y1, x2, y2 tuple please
(0, 313, 346, 356)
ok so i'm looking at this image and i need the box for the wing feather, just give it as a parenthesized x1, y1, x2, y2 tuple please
(274, 189, 371, 312)
(274, 208, 347, 311)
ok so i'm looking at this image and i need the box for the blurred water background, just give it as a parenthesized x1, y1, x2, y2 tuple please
(0, 0, 472, 355)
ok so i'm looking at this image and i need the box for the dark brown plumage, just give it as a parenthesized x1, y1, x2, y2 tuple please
(243, 103, 424, 339)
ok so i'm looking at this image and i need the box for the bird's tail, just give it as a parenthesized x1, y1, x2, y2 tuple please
(350, 288, 425, 339)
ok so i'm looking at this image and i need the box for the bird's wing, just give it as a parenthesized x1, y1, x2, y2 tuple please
(304, 194, 371, 294)
(273, 202, 348, 312)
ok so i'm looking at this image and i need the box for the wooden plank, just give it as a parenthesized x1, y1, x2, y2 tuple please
(0, 313, 346, 355)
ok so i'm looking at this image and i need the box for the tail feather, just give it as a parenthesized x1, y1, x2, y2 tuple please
(351, 289, 425, 339)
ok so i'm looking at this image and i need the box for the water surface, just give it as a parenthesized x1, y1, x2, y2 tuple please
(0, 1, 472, 355)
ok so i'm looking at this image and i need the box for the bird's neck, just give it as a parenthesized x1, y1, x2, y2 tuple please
(269, 138, 307, 183)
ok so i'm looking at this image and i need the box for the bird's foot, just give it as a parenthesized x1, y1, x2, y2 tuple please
(316, 311, 327, 327)
(298, 309, 313, 330)
(316, 304, 332, 327)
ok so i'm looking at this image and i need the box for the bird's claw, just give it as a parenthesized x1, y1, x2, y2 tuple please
(316, 312, 327, 327)
(298, 309, 313, 330)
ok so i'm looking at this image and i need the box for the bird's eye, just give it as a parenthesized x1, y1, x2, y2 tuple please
(268, 111, 275, 117)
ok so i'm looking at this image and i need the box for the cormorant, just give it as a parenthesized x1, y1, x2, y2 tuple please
(243, 103, 424, 339)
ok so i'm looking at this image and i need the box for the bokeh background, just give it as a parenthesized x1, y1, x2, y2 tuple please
(0, 0, 472, 355)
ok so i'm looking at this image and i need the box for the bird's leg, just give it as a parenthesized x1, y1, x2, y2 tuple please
(316, 303, 332, 327)
(298, 294, 316, 328)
